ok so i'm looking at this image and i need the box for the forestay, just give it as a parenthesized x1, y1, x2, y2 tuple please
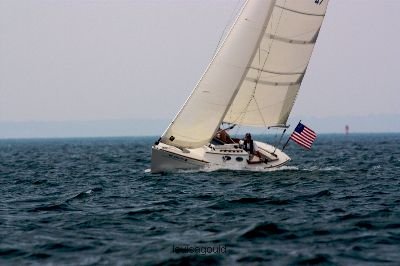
(161, 0, 276, 148)
(224, 0, 329, 127)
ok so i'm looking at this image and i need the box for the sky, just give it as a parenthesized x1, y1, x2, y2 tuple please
(0, 0, 400, 137)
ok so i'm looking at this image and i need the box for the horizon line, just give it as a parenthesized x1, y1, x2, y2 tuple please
(1, 132, 400, 141)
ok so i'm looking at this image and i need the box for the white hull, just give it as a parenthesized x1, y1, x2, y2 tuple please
(151, 141, 290, 173)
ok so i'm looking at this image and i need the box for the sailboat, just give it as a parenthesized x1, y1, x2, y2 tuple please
(151, 0, 329, 173)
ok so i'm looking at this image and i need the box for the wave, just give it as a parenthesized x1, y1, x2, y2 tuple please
(154, 255, 222, 266)
(171, 165, 300, 174)
(148, 164, 346, 174)
(145, 162, 349, 174)
(29, 187, 102, 213)
(229, 197, 291, 206)
(292, 190, 332, 203)
(65, 187, 103, 202)
(125, 207, 169, 216)
(0, 248, 28, 258)
(302, 166, 343, 172)
(240, 222, 288, 239)
(291, 254, 333, 265)
(30, 203, 71, 212)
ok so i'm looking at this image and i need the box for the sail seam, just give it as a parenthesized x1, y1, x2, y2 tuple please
(232, 97, 296, 114)
(275, 5, 325, 17)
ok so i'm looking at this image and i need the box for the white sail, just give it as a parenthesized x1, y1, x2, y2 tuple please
(224, 0, 329, 127)
(161, 0, 276, 148)
(161, 0, 329, 148)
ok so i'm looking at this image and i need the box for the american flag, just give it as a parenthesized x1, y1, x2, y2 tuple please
(289, 122, 317, 150)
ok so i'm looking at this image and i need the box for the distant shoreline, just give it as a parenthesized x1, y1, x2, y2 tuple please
(1, 132, 400, 142)
(1, 115, 399, 139)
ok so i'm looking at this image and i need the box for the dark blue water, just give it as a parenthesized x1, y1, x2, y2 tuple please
(1, 134, 400, 265)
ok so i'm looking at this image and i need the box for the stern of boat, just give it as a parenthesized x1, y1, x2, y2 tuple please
(253, 141, 291, 169)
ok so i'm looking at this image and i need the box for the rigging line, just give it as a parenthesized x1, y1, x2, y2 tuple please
(233, 0, 287, 126)
(253, 96, 268, 129)
(212, 0, 243, 57)
(273, 129, 278, 148)
(252, 0, 286, 93)
(273, 128, 287, 153)
(211, 1, 246, 135)
(232, 105, 248, 131)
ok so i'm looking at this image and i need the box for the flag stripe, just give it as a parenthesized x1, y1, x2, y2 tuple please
(292, 140, 311, 150)
(293, 132, 314, 143)
(293, 131, 314, 144)
(303, 129, 316, 137)
(291, 134, 312, 149)
(303, 128, 316, 137)
(303, 130, 316, 139)
(291, 138, 311, 150)
(292, 133, 312, 145)
(291, 134, 311, 146)
(289, 122, 316, 150)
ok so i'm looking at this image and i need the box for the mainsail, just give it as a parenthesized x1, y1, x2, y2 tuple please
(161, 0, 329, 148)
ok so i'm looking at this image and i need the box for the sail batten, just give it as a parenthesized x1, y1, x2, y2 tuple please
(265, 33, 317, 45)
(249, 67, 304, 75)
(244, 77, 302, 87)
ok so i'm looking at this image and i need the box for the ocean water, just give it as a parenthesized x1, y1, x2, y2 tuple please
(1, 134, 400, 265)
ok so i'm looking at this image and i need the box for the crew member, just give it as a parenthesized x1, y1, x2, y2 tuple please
(243, 133, 254, 154)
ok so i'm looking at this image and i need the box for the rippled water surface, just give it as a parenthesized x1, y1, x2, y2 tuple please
(1, 134, 400, 265)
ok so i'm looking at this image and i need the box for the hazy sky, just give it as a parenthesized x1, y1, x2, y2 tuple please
(1, 0, 400, 124)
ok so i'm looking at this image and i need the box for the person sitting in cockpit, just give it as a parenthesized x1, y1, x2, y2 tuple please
(243, 133, 255, 154)
(214, 126, 235, 144)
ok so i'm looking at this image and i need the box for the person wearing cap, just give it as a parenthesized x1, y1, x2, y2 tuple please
(243, 133, 255, 154)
